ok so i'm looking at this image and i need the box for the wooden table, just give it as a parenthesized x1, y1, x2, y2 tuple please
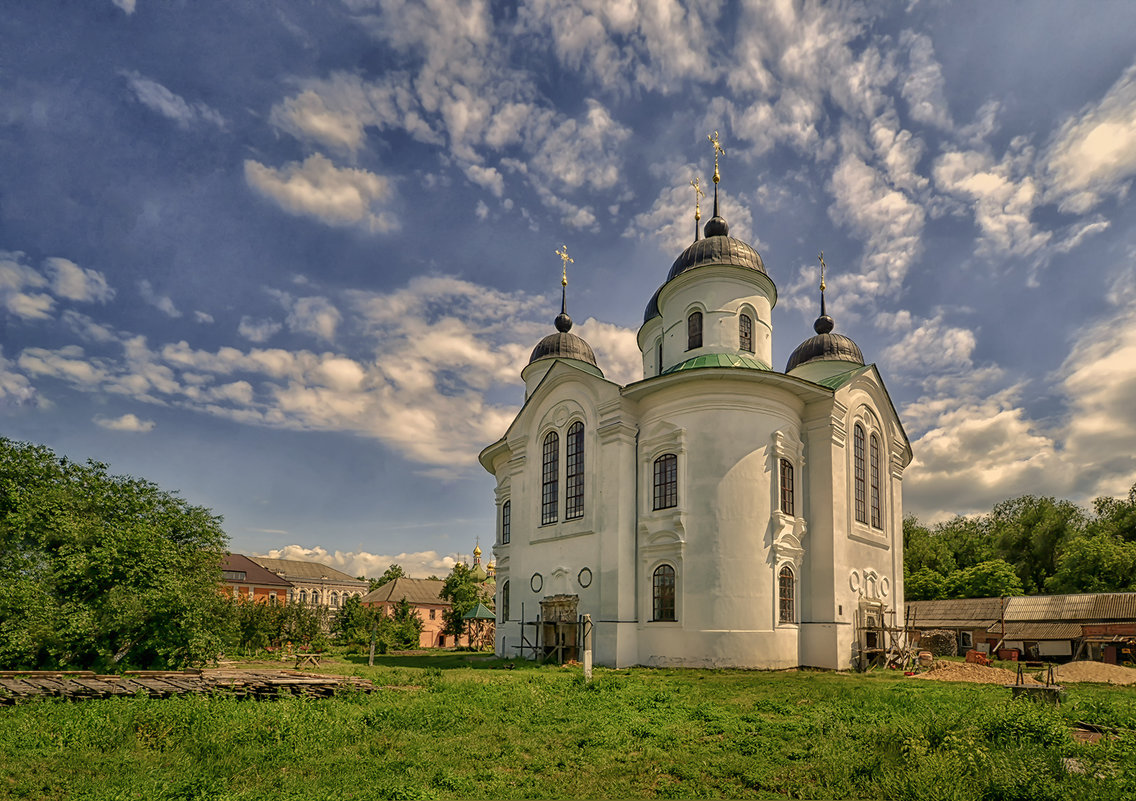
(295, 654, 322, 670)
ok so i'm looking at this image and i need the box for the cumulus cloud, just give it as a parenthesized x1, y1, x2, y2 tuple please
(111, 0, 136, 14)
(46, 257, 114, 303)
(899, 30, 953, 130)
(1, 252, 114, 321)
(244, 154, 398, 232)
(880, 312, 977, 375)
(0, 349, 36, 407)
(238, 316, 283, 343)
(138, 279, 181, 318)
(256, 544, 469, 581)
(194, 310, 215, 324)
(94, 412, 156, 433)
(1044, 61, 1136, 213)
(122, 71, 225, 129)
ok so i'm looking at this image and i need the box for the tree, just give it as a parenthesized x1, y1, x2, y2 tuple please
(439, 563, 481, 639)
(987, 495, 1085, 593)
(1044, 533, 1136, 594)
(932, 515, 995, 570)
(389, 597, 424, 649)
(903, 515, 957, 575)
(369, 564, 405, 592)
(905, 567, 947, 601)
(943, 559, 1024, 599)
(1089, 484, 1136, 544)
(0, 438, 229, 671)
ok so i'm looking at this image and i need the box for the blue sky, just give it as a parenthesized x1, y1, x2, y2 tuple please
(3, 1, 1136, 578)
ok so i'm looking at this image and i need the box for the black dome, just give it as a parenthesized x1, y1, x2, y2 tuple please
(667, 232, 765, 282)
(785, 331, 864, 372)
(529, 331, 599, 368)
(643, 285, 663, 323)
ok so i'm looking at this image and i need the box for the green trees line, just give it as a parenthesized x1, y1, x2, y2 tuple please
(904, 486, 1136, 600)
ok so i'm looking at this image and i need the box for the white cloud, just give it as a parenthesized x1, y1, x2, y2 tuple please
(880, 313, 977, 375)
(898, 30, 953, 130)
(256, 544, 468, 581)
(575, 317, 641, 385)
(111, 0, 136, 14)
(0, 349, 36, 406)
(475, 199, 489, 220)
(94, 413, 155, 433)
(0, 252, 53, 320)
(238, 316, 283, 343)
(46, 257, 114, 303)
(244, 154, 398, 232)
(1044, 62, 1136, 213)
(283, 295, 341, 342)
(194, 310, 215, 324)
(138, 279, 182, 318)
(122, 71, 225, 129)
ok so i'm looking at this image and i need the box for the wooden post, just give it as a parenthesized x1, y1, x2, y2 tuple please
(583, 614, 593, 683)
(368, 622, 377, 667)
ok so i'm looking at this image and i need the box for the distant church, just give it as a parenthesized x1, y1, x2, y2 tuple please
(480, 138, 911, 670)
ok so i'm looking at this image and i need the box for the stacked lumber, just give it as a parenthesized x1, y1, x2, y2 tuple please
(0, 668, 373, 704)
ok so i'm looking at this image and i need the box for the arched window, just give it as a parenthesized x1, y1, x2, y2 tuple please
(312, 590, 321, 606)
(739, 314, 753, 353)
(652, 564, 676, 621)
(501, 499, 511, 544)
(501, 580, 510, 622)
(687, 311, 702, 350)
(779, 458, 795, 516)
(566, 421, 584, 520)
(541, 431, 559, 525)
(853, 424, 867, 524)
(656, 338, 663, 375)
(870, 434, 882, 529)
(299, 589, 307, 605)
(331, 592, 339, 609)
(779, 566, 795, 623)
(653, 453, 677, 510)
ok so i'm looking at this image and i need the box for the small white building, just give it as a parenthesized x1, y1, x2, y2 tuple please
(480, 187, 911, 670)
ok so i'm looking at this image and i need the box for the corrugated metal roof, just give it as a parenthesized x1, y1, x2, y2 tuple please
(1004, 593, 1136, 621)
(662, 352, 772, 374)
(249, 556, 367, 585)
(361, 577, 445, 607)
(906, 597, 1005, 628)
(988, 622, 1083, 640)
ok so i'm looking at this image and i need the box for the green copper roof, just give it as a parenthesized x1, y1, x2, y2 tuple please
(462, 602, 496, 620)
(813, 365, 871, 390)
(662, 353, 772, 375)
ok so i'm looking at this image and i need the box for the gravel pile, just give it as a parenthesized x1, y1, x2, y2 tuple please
(1054, 661, 1136, 685)
(912, 660, 1041, 685)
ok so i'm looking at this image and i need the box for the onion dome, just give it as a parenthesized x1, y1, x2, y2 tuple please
(785, 263, 863, 372)
(666, 225, 766, 282)
(643, 285, 662, 323)
(529, 266, 600, 368)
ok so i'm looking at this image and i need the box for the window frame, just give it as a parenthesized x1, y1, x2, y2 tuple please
(853, 424, 867, 524)
(779, 458, 795, 517)
(652, 453, 678, 510)
(501, 499, 511, 544)
(739, 313, 753, 353)
(778, 565, 795, 624)
(869, 433, 882, 530)
(565, 421, 584, 520)
(541, 430, 559, 525)
(652, 564, 676, 622)
(501, 580, 510, 622)
(656, 337, 664, 375)
(687, 311, 703, 350)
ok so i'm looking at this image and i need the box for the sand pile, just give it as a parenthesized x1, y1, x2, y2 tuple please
(913, 660, 1041, 685)
(1054, 661, 1136, 685)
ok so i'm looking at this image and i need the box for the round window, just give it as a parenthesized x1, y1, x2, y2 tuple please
(530, 573, 543, 593)
(578, 567, 592, 588)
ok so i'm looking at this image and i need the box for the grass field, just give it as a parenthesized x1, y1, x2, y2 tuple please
(2, 653, 1134, 800)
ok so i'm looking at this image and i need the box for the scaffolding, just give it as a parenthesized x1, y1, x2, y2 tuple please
(514, 596, 584, 664)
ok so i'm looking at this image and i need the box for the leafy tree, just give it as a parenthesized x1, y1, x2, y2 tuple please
(905, 567, 947, 601)
(440, 563, 482, 639)
(331, 595, 377, 646)
(369, 564, 405, 592)
(389, 597, 424, 649)
(903, 515, 957, 575)
(1044, 533, 1136, 594)
(987, 495, 1085, 593)
(0, 438, 229, 671)
(944, 559, 1024, 599)
(1089, 484, 1136, 544)
(932, 515, 995, 570)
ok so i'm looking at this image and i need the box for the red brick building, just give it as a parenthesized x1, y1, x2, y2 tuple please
(221, 553, 292, 603)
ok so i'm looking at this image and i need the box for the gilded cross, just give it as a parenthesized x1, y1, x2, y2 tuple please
(708, 130, 725, 183)
(690, 176, 705, 221)
(818, 251, 827, 292)
(555, 244, 573, 287)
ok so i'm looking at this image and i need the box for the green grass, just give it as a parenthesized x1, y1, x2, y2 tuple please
(2, 653, 1135, 800)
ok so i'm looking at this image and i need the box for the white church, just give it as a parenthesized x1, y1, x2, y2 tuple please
(480, 147, 912, 670)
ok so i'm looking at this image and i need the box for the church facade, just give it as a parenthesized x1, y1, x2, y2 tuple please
(480, 170, 911, 670)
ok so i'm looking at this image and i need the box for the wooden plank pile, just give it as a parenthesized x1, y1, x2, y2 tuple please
(0, 668, 374, 704)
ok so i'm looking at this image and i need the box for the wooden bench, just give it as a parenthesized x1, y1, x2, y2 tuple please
(294, 654, 322, 670)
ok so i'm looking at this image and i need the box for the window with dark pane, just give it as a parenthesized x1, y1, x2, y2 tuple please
(501, 580, 509, 622)
(656, 338, 663, 375)
(779, 565, 794, 623)
(739, 314, 753, 353)
(653, 453, 677, 510)
(779, 458, 794, 516)
(653, 564, 676, 621)
(687, 311, 702, 350)
(501, 499, 511, 544)
(870, 434, 882, 529)
(853, 424, 867, 524)
(565, 421, 584, 520)
(541, 431, 559, 525)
